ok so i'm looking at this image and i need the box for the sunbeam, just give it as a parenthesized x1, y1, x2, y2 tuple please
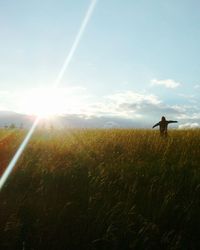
(54, 0, 97, 88)
(0, 0, 97, 190)
(0, 117, 40, 190)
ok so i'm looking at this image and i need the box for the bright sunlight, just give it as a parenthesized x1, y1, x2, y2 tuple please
(22, 88, 63, 117)
(20, 87, 86, 118)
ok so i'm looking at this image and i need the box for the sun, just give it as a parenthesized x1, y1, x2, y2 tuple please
(21, 88, 64, 118)
(20, 87, 87, 118)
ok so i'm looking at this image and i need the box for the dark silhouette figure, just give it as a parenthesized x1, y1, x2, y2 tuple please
(152, 116, 178, 137)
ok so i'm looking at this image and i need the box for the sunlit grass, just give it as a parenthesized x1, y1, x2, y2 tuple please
(0, 128, 200, 249)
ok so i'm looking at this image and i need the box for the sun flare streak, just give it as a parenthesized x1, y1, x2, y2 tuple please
(54, 0, 97, 88)
(0, 117, 40, 190)
(0, 0, 97, 190)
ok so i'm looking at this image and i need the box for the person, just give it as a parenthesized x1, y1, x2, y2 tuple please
(152, 116, 178, 137)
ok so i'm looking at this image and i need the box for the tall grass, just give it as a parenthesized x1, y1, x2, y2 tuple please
(0, 129, 200, 249)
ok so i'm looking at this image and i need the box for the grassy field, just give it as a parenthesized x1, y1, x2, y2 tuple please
(0, 128, 200, 250)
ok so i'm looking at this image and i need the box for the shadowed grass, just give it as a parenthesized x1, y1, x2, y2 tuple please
(0, 129, 200, 249)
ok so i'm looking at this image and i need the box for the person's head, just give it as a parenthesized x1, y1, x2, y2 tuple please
(161, 116, 166, 121)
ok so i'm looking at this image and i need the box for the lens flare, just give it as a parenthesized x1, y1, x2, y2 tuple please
(0, 117, 40, 190)
(54, 0, 97, 88)
(0, 0, 97, 190)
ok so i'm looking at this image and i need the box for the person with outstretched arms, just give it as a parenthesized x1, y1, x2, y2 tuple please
(152, 116, 178, 137)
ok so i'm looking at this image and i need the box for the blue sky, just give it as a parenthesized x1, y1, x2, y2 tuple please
(0, 0, 200, 128)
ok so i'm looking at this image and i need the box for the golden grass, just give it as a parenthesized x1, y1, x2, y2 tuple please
(0, 128, 200, 249)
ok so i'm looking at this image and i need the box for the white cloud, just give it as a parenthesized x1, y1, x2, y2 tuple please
(86, 91, 163, 119)
(106, 91, 161, 105)
(177, 112, 200, 120)
(1, 87, 200, 128)
(178, 93, 195, 99)
(179, 122, 199, 129)
(171, 105, 187, 113)
(85, 91, 188, 126)
(151, 78, 181, 88)
(0, 105, 7, 110)
(194, 84, 200, 89)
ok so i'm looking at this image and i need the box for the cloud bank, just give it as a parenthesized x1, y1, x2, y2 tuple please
(0, 87, 199, 128)
(178, 123, 200, 129)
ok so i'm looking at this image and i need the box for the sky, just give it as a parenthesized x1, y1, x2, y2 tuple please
(0, 0, 200, 128)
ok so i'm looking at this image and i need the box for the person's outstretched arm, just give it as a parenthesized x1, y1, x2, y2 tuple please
(168, 120, 178, 124)
(152, 122, 160, 128)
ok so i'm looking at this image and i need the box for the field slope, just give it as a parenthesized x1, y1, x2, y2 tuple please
(0, 129, 200, 250)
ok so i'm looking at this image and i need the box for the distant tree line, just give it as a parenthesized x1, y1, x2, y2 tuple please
(3, 123, 24, 129)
